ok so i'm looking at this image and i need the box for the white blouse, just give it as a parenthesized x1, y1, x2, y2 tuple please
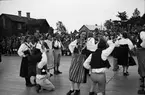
(115, 38, 134, 50)
(17, 43, 30, 57)
(86, 37, 97, 52)
(69, 40, 78, 53)
(140, 31, 145, 48)
(45, 40, 53, 49)
(54, 40, 61, 48)
(37, 52, 47, 69)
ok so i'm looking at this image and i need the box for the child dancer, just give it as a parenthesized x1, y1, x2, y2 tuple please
(83, 37, 116, 95)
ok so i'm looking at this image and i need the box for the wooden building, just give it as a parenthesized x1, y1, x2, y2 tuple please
(0, 11, 51, 36)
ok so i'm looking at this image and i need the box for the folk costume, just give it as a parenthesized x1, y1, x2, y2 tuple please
(115, 34, 134, 76)
(27, 42, 42, 84)
(83, 38, 115, 95)
(17, 41, 32, 87)
(36, 49, 55, 93)
(69, 39, 87, 83)
(45, 39, 54, 70)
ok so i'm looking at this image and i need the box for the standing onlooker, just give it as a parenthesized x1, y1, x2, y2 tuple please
(83, 37, 115, 95)
(52, 35, 63, 75)
(17, 36, 34, 87)
(66, 31, 87, 95)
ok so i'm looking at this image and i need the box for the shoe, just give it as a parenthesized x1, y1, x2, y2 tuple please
(123, 72, 129, 76)
(54, 71, 58, 75)
(73, 90, 80, 95)
(26, 83, 35, 87)
(89, 92, 97, 95)
(57, 71, 62, 74)
(138, 89, 145, 94)
(140, 84, 145, 88)
(66, 90, 74, 95)
(36, 84, 41, 93)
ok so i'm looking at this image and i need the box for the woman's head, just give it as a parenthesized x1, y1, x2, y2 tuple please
(41, 42, 49, 52)
(97, 37, 108, 50)
(122, 32, 128, 39)
(24, 36, 30, 43)
(79, 31, 86, 39)
(29, 35, 38, 44)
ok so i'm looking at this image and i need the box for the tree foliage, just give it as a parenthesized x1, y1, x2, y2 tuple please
(132, 8, 140, 18)
(104, 19, 113, 30)
(56, 21, 67, 34)
(117, 11, 128, 20)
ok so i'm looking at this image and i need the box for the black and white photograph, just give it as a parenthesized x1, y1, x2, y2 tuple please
(0, 0, 145, 95)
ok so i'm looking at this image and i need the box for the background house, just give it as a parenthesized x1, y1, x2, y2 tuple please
(79, 25, 98, 33)
(0, 11, 51, 37)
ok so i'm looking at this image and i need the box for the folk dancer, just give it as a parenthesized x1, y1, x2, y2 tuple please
(83, 37, 115, 95)
(17, 36, 34, 87)
(36, 42, 55, 93)
(67, 32, 87, 95)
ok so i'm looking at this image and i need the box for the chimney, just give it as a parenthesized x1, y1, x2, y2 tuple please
(26, 12, 30, 18)
(18, 11, 21, 17)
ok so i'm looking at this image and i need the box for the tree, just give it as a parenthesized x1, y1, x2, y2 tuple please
(132, 8, 140, 18)
(56, 21, 67, 34)
(104, 19, 113, 30)
(117, 11, 128, 21)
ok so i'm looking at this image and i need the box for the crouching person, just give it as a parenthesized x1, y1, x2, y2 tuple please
(83, 37, 116, 95)
(36, 42, 55, 93)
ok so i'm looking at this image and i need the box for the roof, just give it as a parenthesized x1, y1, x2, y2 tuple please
(27, 19, 49, 26)
(79, 25, 100, 32)
(1, 13, 35, 23)
(85, 25, 98, 30)
(1, 13, 49, 27)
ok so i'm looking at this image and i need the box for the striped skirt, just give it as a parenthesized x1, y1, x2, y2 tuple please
(69, 54, 86, 83)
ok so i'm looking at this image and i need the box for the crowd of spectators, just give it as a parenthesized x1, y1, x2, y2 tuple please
(0, 29, 142, 56)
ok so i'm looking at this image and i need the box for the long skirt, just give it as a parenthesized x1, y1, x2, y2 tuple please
(69, 54, 86, 83)
(47, 49, 54, 70)
(136, 48, 145, 77)
(20, 57, 28, 78)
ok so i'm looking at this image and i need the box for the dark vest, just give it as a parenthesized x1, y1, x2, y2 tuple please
(36, 65, 47, 75)
(90, 49, 110, 69)
(52, 40, 61, 49)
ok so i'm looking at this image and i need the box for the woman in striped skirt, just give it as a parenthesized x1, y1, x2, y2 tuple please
(67, 31, 87, 95)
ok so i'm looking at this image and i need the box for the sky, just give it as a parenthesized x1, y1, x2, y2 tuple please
(0, 0, 144, 32)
